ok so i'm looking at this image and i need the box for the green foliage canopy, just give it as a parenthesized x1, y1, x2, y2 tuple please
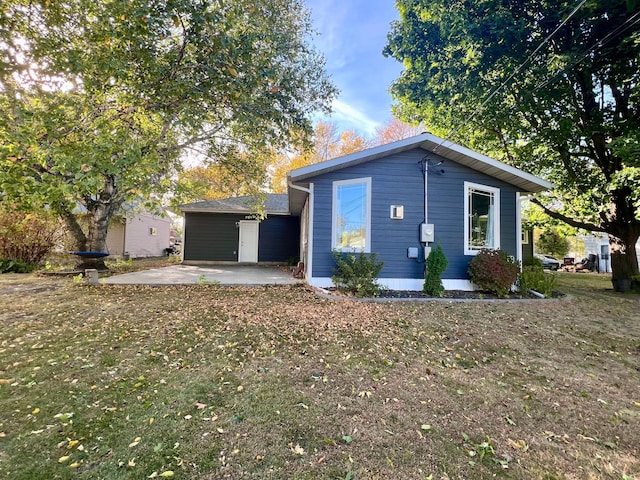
(537, 228, 570, 259)
(385, 0, 640, 286)
(0, 0, 336, 254)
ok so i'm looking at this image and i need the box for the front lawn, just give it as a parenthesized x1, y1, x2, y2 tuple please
(0, 273, 638, 479)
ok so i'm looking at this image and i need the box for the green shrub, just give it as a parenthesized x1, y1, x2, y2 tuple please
(518, 265, 557, 297)
(331, 250, 384, 297)
(523, 256, 543, 268)
(424, 244, 448, 296)
(468, 248, 520, 296)
(0, 257, 38, 273)
(105, 257, 134, 273)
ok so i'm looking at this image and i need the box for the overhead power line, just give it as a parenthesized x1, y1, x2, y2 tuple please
(434, 0, 588, 152)
(532, 9, 640, 93)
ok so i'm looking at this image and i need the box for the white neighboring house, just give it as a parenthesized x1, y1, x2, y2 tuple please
(575, 232, 640, 273)
(106, 211, 171, 258)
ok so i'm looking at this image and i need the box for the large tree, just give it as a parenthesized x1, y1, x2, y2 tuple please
(385, 0, 640, 290)
(270, 121, 369, 192)
(373, 117, 424, 145)
(0, 0, 335, 268)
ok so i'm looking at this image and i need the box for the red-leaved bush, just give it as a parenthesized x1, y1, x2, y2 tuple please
(0, 208, 62, 266)
(468, 248, 520, 296)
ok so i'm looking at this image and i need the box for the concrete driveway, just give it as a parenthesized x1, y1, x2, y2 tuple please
(104, 265, 299, 286)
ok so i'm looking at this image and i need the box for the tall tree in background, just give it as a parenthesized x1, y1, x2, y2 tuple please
(270, 121, 369, 192)
(373, 117, 423, 145)
(173, 149, 272, 209)
(0, 0, 335, 268)
(385, 0, 640, 290)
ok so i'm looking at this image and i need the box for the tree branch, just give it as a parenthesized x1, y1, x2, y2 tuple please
(530, 197, 606, 233)
(160, 126, 227, 153)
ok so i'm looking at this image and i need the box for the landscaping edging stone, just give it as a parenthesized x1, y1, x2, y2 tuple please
(313, 287, 572, 303)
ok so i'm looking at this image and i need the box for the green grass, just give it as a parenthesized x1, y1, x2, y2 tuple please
(0, 273, 639, 479)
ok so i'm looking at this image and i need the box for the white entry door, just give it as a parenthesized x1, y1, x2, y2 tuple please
(238, 220, 259, 263)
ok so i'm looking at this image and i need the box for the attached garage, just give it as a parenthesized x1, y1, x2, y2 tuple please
(180, 194, 300, 264)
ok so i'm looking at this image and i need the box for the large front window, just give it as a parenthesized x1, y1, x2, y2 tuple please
(464, 182, 500, 255)
(332, 177, 371, 251)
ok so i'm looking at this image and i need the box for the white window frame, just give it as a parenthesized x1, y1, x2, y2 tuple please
(464, 181, 500, 255)
(332, 177, 372, 252)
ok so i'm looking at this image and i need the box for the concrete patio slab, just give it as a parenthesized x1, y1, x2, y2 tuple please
(104, 265, 299, 286)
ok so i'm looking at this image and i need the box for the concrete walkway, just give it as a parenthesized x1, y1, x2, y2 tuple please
(104, 265, 299, 286)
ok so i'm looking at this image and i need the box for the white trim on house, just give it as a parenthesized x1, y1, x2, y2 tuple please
(308, 277, 476, 291)
(180, 212, 185, 263)
(464, 181, 501, 256)
(306, 183, 315, 282)
(516, 192, 523, 266)
(331, 177, 372, 253)
(289, 132, 553, 193)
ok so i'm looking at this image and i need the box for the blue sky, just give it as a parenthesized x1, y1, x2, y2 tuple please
(306, 0, 404, 138)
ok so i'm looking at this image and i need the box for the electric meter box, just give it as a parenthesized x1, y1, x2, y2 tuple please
(420, 223, 435, 243)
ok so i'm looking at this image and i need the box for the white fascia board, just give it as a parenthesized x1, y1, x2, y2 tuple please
(436, 139, 554, 192)
(288, 132, 553, 193)
(289, 134, 432, 181)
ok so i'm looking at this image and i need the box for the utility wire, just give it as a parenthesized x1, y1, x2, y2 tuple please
(433, 0, 588, 152)
(532, 10, 640, 93)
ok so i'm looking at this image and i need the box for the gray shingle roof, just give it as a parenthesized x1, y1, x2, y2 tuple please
(179, 194, 289, 214)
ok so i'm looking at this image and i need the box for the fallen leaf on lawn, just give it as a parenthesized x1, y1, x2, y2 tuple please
(128, 459, 136, 467)
(129, 437, 141, 448)
(148, 472, 158, 479)
(184, 415, 192, 420)
(159, 471, 174, 477)
(291, 443, 305, 456)
(217, 427, 224, 434)
(32, 408, 40, 415)
(67, 440, 79, 449)
(0, 432, 5, 438)
(507, 438, 529, 451)
(69, 462, 80, 468)
(195, 402, 206, 410)
(149, 418, 154, 425)
(58, 455, 71, 463)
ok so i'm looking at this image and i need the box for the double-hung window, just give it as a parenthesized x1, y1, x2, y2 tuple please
(464, 181, 500, 255)
(332, 177, 371, 252)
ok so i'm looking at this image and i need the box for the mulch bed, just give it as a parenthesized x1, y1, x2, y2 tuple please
(325, 287, 564, 300)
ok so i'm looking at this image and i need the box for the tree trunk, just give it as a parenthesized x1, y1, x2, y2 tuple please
(59, 175, 122, 271)
(609, 232, 640, 292)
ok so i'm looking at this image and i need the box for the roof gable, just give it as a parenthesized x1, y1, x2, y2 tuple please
(288, 132, 553, 193)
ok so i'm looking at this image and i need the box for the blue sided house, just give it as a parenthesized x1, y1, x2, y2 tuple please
(179, 133, 552, 290)
(287, 132, 552, 291)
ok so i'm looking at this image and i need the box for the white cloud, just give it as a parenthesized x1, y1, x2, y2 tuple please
(306, 0, 350, 69)
(320, 99, 381, 138)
